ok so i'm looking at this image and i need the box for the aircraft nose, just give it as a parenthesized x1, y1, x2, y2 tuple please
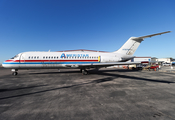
(2, 60, 9, 68)
(2, 62, 5, 68)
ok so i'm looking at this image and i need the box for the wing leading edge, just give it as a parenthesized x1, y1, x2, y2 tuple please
(77, 62, 142, 68)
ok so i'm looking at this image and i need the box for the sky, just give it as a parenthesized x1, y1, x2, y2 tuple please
(0, 0, 175, 63)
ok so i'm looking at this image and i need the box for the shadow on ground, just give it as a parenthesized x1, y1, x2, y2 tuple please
(0, 77, 114, 100)
(0, 69, 174, 100)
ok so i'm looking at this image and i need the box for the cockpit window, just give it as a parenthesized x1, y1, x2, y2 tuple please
(11, 55, 19, 59)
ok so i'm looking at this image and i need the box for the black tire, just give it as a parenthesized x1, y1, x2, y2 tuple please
(83, 70, 88, 75)
(139, 67, 143, 70)
(12, 72, 18, 76)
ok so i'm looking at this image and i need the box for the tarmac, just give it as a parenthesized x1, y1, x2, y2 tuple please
(159, 66, 175, 73)
(0, 67, 175, 120)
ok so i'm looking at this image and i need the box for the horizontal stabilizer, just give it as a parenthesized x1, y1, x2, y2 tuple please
(132, 31, 171, 40)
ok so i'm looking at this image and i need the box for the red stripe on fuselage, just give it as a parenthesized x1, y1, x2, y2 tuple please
(5, 59, 98, 63)
(5, 60, 19, 62)
(23, 60, 99, 62)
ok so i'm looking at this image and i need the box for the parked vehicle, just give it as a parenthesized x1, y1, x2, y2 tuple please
(162, 62, 171, 66)
(129, 64, 143, 70)
(149, 65, 159, 71)
(144, 65, 159, 71)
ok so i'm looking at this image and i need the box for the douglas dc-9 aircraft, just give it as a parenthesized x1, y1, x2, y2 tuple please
(2, 31, 171, 75)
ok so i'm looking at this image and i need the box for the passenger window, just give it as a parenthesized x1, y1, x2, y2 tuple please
(43, 56, 45, 59)
(31, 57, 33, 59)
(37, 56, 39, 59)
(29, 57, 30, 59)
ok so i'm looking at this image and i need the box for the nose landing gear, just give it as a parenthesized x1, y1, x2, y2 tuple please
(11, 69, 18, 76)
(12, 72, 18, 76)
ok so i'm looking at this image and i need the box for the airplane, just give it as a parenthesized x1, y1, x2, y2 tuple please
(2, 31, 171, 75)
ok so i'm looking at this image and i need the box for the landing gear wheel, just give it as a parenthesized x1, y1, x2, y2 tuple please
(82, 70, 88, 75)
(12, 72, 18, 76)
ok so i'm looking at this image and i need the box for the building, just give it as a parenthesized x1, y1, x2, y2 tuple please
(130, 57, 151, 62)
(158, 58, 171, 63)
(151, 57, 158, 62)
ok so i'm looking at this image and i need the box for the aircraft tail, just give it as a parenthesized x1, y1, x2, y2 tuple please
(113, 31, 171, 55)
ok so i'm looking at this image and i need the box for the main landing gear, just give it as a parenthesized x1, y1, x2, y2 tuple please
(80, 69, 89, 75)
(11, 69, 18, 76)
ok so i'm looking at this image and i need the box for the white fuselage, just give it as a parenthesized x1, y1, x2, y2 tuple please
(2, 51, 129, 69)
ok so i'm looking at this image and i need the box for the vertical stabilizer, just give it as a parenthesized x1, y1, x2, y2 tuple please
(114, 37, 143, 55)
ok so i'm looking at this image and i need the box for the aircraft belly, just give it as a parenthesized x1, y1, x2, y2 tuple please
(42, 63, 63, 68)
(18, 63, 64, 69)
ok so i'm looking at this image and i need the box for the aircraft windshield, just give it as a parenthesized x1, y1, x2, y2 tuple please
(11, 55, 19, 59)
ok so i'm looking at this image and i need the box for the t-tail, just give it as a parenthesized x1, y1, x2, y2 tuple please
(113, 31, 171, 55)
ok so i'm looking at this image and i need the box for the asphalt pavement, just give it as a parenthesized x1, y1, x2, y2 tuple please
(0, 68, 175, 120)
(159, 66, 175, 73)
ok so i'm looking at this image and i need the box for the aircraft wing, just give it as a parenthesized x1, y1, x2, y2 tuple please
(77, 62, 142, 68)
